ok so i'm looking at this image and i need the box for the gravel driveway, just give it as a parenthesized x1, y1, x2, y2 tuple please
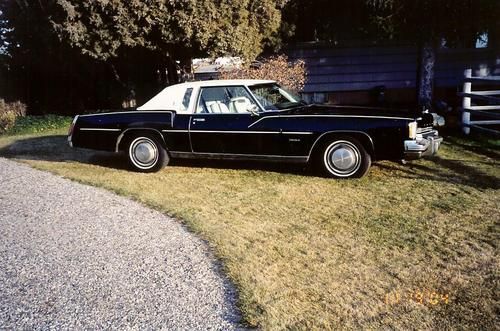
(0, 158, 241, 329)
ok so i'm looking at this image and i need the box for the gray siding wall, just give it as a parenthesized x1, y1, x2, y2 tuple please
(287, 45, 499, 94)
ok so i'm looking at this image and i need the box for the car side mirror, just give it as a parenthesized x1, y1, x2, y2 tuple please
(248, 104, 260, 116)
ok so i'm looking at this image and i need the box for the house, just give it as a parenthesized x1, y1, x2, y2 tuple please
(286, 42, 499, 107)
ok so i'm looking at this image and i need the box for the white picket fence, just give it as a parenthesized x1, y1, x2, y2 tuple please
(459, 69, 500, 136)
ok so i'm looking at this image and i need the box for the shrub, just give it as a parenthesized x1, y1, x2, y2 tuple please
(8, 115, 72, 135)
(220, 55, 306, 93)
(0, 99, 27, 133)
(0, 111, 16, 133)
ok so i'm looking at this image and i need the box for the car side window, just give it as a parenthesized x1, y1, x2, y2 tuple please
(196, 86, 258, 114)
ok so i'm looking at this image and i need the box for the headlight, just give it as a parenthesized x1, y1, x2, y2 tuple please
(408, 121, 417, 139)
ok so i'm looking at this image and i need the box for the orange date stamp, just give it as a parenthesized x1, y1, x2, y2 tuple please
(384, 289, 449, 306)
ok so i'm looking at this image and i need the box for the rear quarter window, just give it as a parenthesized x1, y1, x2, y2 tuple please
(181, 88, 193, 111)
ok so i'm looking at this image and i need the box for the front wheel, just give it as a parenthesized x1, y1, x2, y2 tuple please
(317, 137, 371, 178)
(127, 134, 169, 172)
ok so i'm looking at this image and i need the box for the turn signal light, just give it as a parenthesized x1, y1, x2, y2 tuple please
(408, 121, 417, 139)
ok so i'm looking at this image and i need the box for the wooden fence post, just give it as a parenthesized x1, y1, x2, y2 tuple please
(462, 69, 472, 134)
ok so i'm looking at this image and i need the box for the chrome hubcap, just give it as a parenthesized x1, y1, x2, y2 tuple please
(130, 137, 158, 169)
(135, 142, 156, 164)
(324, 141, 361, 176)
(331, 147, 356, 170)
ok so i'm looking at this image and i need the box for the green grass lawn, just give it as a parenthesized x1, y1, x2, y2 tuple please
(1, 118, 499, 329)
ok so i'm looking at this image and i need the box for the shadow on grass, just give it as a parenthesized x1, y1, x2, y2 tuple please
(1, 135, 498, 189)
(0, 135, 129, 170)
(169, 158, 308, 175)
(443, 136, 500, 161)
(376, 156, 499, 190)
(0, 135, 308, 176)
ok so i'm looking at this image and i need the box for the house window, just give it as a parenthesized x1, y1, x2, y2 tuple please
(475, 32, 488, 49)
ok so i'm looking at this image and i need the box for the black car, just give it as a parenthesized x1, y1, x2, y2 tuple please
(68, 79, 443, 178)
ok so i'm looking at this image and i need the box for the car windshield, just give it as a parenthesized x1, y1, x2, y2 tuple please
(249, 83, 305, 111)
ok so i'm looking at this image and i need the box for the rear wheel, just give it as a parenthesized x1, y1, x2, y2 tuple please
(127, 134, 169, 172)
(317, 137, 371, 178)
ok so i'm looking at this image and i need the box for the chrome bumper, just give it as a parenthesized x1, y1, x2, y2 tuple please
(67, 115, 79, 148)
(404, 130, 443, 160)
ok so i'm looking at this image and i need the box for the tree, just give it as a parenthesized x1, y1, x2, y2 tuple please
(0, 0, 288, 113)
(52, 0, 288, 101)
(280, 0, 376, 44)
(51, 0, 287, 61)
(0, 1, 82, 113)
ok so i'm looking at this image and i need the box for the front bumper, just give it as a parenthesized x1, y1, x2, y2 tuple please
(404, 130, 443, 160)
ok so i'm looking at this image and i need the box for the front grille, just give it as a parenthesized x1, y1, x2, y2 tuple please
(417, 127, 433, 134)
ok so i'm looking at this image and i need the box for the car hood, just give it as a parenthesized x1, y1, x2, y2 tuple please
(279, 104, 416, 120)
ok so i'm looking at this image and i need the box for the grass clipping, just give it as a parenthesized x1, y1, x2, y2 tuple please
(0, 129, 499, 330)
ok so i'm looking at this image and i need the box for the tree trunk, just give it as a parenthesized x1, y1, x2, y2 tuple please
(416, 41, 436, 110)
(108, 63, 137, 109)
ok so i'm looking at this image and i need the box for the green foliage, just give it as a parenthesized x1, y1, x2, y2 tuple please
(1, 0, 288, 61)
(0, 0, 289, 113)
(51, 0, 287, 61)
(0, 1, 108, 114)
(0, 99, 27, 133)
(3, 115, 72, 135)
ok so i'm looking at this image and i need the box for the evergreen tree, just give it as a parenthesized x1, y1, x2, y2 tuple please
(0, 0, 288, 112)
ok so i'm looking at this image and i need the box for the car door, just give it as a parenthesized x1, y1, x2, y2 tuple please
(189, 86, 283, 155)
(160, 87, 193, 152)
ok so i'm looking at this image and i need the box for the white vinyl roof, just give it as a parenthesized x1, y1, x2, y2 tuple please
(170, 79, 275, 88)
(138, 79, 276, 111)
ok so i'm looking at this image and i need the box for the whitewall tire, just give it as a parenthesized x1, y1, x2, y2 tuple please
(318, 137, 371, 178)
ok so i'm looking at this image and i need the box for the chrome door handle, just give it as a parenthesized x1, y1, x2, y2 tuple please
(192, 118, 206, 122)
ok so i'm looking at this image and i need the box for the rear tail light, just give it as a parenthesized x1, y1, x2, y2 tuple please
(67, 122, 75, 137)
(68, 115, 79, 137)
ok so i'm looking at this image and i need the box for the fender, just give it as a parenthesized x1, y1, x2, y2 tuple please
(115, 128, 167, 152)
(306, 130, 375, 161)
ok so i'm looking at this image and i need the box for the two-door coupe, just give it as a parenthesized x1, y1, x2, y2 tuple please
(68, 79, 443, 178)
